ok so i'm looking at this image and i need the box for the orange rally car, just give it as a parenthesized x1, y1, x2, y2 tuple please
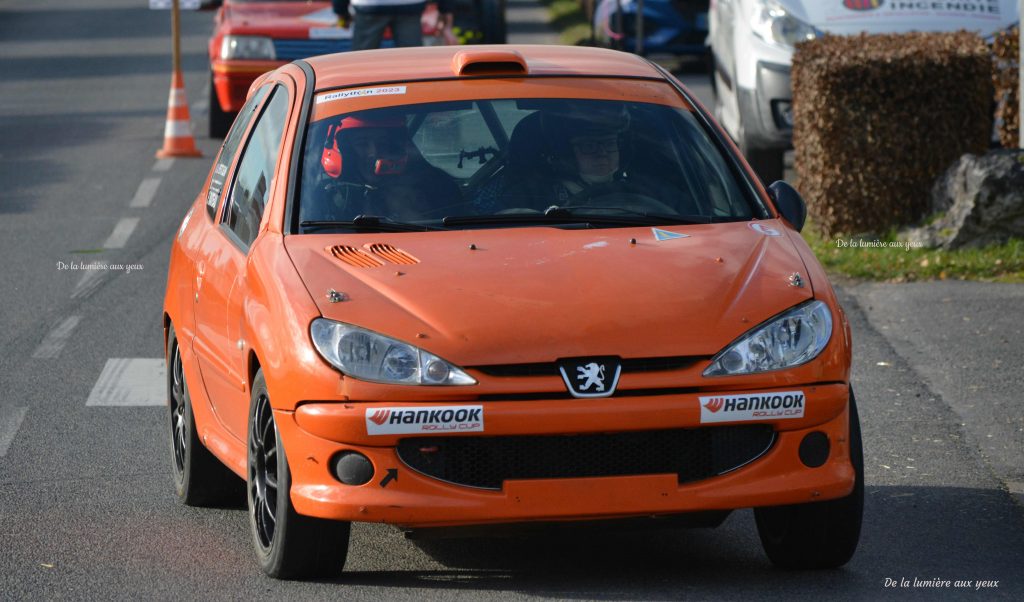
(164, 44, 862, 578)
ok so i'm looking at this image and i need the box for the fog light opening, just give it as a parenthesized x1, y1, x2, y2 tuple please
(333, 451, 374, 485)
(798, 431, 830, 468)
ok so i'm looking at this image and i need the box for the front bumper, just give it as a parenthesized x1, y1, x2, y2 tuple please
(739, 60, 793, 150)
(276, 383, 855, 528)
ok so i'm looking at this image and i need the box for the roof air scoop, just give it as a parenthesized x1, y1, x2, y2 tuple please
(452, 49, 528, 77)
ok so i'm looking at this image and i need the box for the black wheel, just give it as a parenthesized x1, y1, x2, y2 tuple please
(208, 72, 233, 139)
(247, 369, 351, 579)
(478, 0, 506, 44)
(167, 324, 239, 506)
(754, 387, 864, 569)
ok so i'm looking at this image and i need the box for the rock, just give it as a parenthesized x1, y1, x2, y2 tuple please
(904, 150, 1024, 249)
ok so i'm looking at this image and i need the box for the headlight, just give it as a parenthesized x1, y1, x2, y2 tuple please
(704, 300, 832, 377)
(219, 35, 275, 60)
(310, 318, 476, 386)
(749, 0, 821, 50)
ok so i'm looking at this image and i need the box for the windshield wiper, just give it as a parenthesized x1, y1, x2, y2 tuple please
(444, 207, 712, 228)
(300, 215, 445, 233)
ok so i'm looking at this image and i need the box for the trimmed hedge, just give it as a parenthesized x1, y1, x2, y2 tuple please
(992, 26, 1019, 149)
(792, 32, 993, 236)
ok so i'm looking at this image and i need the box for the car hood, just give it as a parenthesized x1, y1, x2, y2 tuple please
(284, 221, 813, 365)
(778, 0, 1017, 37)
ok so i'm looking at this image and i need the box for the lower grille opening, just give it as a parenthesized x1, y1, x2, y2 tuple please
(397, 425, 776, 490)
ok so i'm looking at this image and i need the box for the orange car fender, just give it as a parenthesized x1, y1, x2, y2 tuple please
(242, 234, 340, 414)
(785, 228, 852, 384)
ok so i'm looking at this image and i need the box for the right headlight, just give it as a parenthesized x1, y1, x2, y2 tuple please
(749, 0, 821, 50)
(704, 300, 833, 377)
(219, 35, 276, 60)
(310, 318, 476, 386)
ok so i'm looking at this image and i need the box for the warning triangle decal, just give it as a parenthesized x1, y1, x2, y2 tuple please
(652, 228, 690, 241)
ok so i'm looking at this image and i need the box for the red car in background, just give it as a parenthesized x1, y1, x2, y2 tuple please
(208, 0, 506, 137)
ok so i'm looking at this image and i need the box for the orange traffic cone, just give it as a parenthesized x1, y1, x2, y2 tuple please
(156, 70, 202, 159)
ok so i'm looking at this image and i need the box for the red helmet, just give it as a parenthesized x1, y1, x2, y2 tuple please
(321, 115, 408, 178)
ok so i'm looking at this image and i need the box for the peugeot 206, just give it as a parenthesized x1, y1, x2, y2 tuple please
(163, 44, 862, 578)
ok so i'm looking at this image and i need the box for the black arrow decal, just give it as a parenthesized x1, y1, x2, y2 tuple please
(379, 468, 398, 488)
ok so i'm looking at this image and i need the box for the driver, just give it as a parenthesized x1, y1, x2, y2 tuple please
(499, 103, 676, 212)
(315, 114, 461, 221)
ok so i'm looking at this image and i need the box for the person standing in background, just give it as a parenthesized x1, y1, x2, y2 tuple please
(332, 0, 454, 50)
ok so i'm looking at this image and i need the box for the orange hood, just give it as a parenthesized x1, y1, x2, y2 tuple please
(284, 221, 813, 365)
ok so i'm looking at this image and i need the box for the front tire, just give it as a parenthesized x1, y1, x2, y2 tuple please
(167, 324, 239, 506)
(247, 369, 351, 579)
(754, 387, 864, 569)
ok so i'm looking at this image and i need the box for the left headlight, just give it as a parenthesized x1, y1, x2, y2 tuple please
(219, 35, 276, 60)
(704, 300, 833, 377)
(310, 318, 476, 386)
(749, 0, 821, 50)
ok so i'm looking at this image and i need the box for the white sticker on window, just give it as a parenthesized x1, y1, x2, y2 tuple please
(309, 27, 352, 40)
(316, 86, 407, 104)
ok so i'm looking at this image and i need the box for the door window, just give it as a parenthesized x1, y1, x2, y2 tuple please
(206, 86, 269, 220)
(223, 86, 289, 248)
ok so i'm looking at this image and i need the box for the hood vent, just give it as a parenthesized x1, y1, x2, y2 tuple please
(366, 243, 419, 265)
(330, 245, 385, 268)
(328, 244, 419, 268)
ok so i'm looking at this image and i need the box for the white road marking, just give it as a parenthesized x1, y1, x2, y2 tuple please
(32, 316, 81, 359)
(103, 217, 139, 249)
(130, 177, 161, 208)
(0, 406, 29, 458)
(86, 358, 166, 407)
(70, 263, 110, 299)
(152, 158, 174, 172)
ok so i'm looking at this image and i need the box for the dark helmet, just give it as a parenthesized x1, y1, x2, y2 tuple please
(539, 102, 631, 175)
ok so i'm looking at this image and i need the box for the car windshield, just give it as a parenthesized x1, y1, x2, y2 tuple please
(297, 97, 762, 232)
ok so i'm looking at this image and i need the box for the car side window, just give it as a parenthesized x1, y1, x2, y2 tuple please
(222, 86, 289, 249)
(206, 86, 270, 220)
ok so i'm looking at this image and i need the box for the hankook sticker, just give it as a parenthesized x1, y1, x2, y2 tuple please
(365, 405, 484, 435)
(699, 391, 805, 423)
(316, 86, 408, 104)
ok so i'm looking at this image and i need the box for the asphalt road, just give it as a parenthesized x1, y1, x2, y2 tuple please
(0, 0, 1022, 599)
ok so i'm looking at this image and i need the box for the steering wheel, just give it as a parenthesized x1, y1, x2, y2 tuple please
(564, 180, 678, 215)
(318, 180, 373, 218)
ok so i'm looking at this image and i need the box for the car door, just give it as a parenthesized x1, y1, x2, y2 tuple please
(192, 81, 292, 442)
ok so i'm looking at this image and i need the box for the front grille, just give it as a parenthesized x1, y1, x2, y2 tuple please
(273, 38, 395, 62)
(397, 425, 775, 490)
(472, 356, 705, 378)
(273, 39, 352, 61)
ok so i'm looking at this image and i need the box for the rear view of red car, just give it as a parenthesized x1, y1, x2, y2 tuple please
(208, 0, 506, 137)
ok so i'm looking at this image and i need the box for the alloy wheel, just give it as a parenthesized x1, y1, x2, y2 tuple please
(169, 341, 186, 474)
(249, 392, 279, 550)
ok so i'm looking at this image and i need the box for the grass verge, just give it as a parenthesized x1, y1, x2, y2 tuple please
(801, 221, 1024, 283)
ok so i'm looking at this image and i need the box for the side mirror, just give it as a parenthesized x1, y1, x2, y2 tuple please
(768, 181, 806, 232)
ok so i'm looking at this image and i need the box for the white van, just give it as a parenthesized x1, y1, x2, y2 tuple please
(708, 0, 1019, 182)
